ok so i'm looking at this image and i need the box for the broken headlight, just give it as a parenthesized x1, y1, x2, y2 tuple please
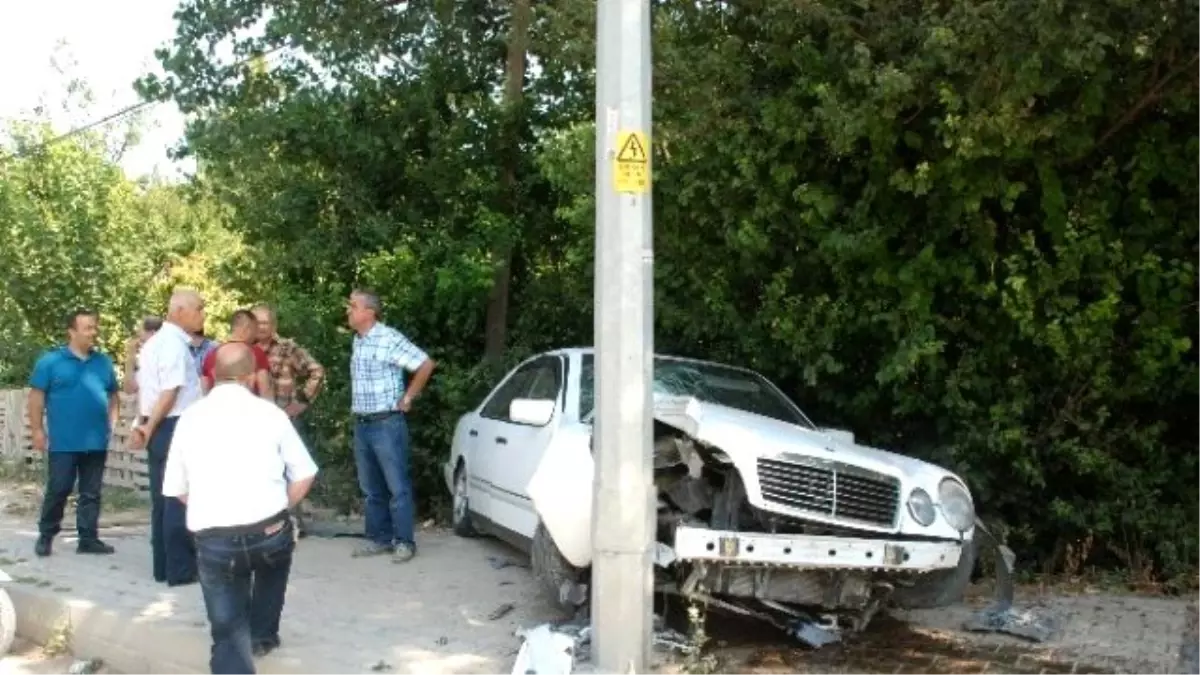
(906, 488, 935, 526)
(938, 478, 974, 532)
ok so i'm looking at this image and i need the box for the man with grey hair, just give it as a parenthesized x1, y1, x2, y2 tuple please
(346, 289, 436, 562)
(129, 288, 205, 586)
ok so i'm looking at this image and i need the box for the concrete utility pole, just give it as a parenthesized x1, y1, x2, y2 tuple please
(591, 0, 655, 672)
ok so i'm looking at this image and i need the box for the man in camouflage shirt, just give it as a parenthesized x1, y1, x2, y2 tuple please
(251, 303, 326, 536)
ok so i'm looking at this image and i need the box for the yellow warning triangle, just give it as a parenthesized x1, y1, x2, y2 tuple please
(616, 134, 648, 162)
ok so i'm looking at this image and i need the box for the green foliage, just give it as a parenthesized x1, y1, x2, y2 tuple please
(0, 120, 253, 384)
(81, 0, 1200, 580)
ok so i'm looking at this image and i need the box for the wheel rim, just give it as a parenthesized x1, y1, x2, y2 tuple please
(453, 471, 468, 523)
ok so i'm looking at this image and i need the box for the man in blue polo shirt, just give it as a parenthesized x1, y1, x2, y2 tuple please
(27, 309, 120, 557)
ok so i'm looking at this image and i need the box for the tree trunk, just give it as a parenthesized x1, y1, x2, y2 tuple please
(483, 0, 532, 365)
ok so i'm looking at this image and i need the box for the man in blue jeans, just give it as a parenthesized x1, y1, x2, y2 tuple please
(345, 289, 436, 563)
(28, 309, 119, 557)
(164, 344, 317, 674)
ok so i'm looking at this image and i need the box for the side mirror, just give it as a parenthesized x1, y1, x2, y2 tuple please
(823, 428, 855, 445)
(510, 398, 556, 426)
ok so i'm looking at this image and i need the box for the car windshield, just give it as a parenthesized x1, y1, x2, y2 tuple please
(579, 354, 815, 429)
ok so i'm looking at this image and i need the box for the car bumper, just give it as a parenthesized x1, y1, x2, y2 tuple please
(672, 525, 963, 572)
(442, 460, 455, 494)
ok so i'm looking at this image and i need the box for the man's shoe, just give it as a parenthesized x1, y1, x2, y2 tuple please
(391, 542, 415, 564)
(167, 575, 198, 587)
(252, 637, 281, 658)
(76, 539, 115, 555)
(351, 541, 393, 558)
(34, 536, 52, 558)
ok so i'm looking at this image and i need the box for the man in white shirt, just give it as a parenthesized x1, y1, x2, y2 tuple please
(130, 288, 206, 586)
(164, 343, 317, 674)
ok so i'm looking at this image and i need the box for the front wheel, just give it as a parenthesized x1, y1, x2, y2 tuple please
(0, 587, 16, 656)
(451, 466, 478, 538)
(891, 535, 979, 609)
(530, 522, 588, 612)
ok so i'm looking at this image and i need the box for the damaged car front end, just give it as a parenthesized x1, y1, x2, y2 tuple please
(527, 364, 979, 641)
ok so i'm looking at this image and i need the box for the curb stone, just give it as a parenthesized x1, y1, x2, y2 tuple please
(6, 583, 336, 674)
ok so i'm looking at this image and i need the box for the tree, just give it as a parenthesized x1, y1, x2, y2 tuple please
(142, 0, 1198, 579)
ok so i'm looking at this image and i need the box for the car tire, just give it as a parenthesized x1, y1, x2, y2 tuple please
(891, 534, 979, 609)
(530, 521, 588, 612)
(451, 465, 478, 538)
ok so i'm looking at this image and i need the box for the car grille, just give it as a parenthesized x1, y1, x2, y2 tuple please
(755, 456, 900, 527)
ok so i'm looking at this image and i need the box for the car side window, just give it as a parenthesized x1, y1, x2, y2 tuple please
(526, 359, 563, 400)
(480, 356, 564, 422)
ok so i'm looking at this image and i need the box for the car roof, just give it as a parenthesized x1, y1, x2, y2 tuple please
(543, 347, 764, 376)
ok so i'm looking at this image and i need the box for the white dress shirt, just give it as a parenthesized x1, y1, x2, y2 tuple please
(162, 383, 319, 532)
(136, 321, 202, 418)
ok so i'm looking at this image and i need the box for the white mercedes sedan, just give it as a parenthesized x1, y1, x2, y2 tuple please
(443, 347, 979, 630)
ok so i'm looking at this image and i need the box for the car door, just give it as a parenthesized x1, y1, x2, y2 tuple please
(477, 354, 565, 541)
(466, 360, 541, 523)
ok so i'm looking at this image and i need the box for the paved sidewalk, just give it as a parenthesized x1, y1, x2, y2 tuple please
(0, 517, 560, 674)
(0, 507, 1193, 674)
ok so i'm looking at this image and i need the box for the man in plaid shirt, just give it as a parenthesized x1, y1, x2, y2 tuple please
(251, 303, 326, 537)
(345, 289, 436, 562)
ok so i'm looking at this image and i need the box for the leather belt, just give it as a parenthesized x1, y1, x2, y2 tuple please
(194, 510, 290, 539)
(355, 410, 400, 423)
(137, 415, 180, 425)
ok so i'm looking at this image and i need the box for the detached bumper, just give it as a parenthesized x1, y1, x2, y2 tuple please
(673, 525, 963, 572)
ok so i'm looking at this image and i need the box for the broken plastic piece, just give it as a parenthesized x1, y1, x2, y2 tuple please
(512, 624, 578, 675)
(788, 618, 841, 648)
(963, 519, 1062, 642)
(653, 542, 677, 567)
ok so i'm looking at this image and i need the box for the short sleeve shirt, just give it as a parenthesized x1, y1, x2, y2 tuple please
(136, 322, 203, 418)
(163, 383, 319, 532)
(28, 347, 117, 452)
(350, 323, 429, 414)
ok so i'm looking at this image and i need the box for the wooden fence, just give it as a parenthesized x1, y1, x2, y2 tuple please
(0, 388, 150, 493)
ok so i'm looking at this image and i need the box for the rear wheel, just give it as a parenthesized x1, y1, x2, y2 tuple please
(530, 521, 588, 612)
(451, 465, 478, 538)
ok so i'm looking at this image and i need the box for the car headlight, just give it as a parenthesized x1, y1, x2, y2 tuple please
(906, 488, 935, 526)
(938, 478, 975, 532)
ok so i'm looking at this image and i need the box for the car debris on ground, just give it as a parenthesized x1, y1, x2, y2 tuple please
(507, 521, 1073, 674)
(510, 615, 696, 675)
(961, 524, 1063, 643)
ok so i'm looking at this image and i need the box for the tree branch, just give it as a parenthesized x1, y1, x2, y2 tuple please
(1096, 51, 1199, 150)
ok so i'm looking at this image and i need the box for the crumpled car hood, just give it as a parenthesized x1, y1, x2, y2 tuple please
(651, 395, 954, 485)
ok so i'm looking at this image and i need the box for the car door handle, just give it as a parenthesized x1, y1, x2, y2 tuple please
(495, 436, 508, 445)
(468, 429, 478, 437)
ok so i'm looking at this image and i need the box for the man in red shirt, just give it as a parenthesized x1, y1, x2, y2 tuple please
(201, 310, 274, 399)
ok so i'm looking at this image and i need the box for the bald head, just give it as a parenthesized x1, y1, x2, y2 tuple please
(213, 343, 256, 383)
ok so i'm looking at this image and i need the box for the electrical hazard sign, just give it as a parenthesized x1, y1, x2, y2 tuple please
(612, 131, 650, 194)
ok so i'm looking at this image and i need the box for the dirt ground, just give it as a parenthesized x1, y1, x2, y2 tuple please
(0, 472, 1194, 675)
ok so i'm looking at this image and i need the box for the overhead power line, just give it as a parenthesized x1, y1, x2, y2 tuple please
(2, 45, 291, 163)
